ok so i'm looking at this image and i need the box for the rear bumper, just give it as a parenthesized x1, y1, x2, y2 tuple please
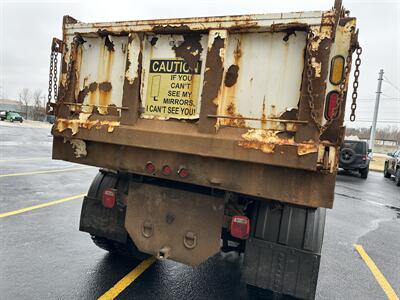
(53, 137, 336, 208)
(339, 162, 369, 170)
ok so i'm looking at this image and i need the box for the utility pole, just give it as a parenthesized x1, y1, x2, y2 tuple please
(369, 69, 384, 152)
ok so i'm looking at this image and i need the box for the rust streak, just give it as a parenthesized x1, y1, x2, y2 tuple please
(198, 34, 225, 133)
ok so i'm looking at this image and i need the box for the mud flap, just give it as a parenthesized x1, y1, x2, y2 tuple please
(243, 202, 326, 300)
(125, 183, 225, 266)
(79, 171, 128, 243)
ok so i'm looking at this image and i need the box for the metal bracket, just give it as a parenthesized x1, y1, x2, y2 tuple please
(51, 38, 64, 53)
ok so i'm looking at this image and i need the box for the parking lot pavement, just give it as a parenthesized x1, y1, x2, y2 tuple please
(1, 123, 399, 300)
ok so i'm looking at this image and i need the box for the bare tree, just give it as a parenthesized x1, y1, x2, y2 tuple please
(18, 88, 31, 119)
(32, 89, 45, 121)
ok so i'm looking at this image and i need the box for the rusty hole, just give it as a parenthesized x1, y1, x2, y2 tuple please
(99, 82, 112, 92)
(173, 34, 203, 71)
(104, 35, 115, 52)
(279, 108, 298, 120)
(89, 82, 98, 92)
(224, 65, 239, 87)
(150, 36, 158, 46)
(283, 29, 297, 42)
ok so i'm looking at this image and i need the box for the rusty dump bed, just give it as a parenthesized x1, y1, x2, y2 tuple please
(51, 2, 358, 208)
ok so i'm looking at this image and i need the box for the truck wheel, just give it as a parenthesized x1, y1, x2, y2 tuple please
(91, 234, 150, 260)
(395, 169, 400, 186)
(360, 167, 369, 179)
(81, 170, 150, 261)
(243, 201, 326, 300)
(383, 163, 391, 178)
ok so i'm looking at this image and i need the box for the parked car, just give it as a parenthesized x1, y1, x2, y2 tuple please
(3, 111, 23, 123)
(384, 150, 400, 186)
(339, 140, 371, 178)
(0, 110, 6, 120)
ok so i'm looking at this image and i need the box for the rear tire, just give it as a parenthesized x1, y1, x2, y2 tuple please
(395, 169, 400, 186)
(91, 234, 150, 261)
(384, 163, 391, 178)
(83, 170, 150, 261)
(360, 167, 369, 179)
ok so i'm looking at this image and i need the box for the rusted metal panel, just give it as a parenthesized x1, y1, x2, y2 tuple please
(51, 7, 357, 208)
(76, 36, 128, 111)
(52, 120, 319, 171)
(217, 31, 306, 130)
(52, 137, 336, 208)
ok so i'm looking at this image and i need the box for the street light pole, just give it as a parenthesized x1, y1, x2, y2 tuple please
(369, 69, 384, 152)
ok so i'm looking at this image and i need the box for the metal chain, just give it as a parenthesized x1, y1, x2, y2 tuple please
(48, 51, 54, 104)
(47, 38, 63, 114)
(350, 47, 362, 121)
(306, 29, 362, 134)
(53, 52, 58, 101)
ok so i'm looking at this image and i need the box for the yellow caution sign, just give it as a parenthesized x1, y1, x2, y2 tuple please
(144, 59, 202, 119)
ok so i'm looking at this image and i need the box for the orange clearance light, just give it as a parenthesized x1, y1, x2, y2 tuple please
(102, 188, 116, 208)
(145, 161, 156, 174)
(162, 165, 172, 176)
(330, 55, 345, 85)
(230, 216, 250, 239)
(177, 167, 189, 178)
(325, 91, 339, 120)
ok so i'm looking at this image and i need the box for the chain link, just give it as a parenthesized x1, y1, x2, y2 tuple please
(305, 29, 362, 134)
(53, 52, 58, 101)
(48, 51, 54, 104)
(350, 47, 362, 121)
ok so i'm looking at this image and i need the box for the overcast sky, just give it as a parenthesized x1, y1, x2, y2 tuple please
(0, 0, 399, 129)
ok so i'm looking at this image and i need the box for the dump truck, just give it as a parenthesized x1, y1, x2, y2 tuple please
(48, 0, 361, 298)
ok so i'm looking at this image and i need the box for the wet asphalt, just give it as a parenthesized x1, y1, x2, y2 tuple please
(0, 123, 399, 300)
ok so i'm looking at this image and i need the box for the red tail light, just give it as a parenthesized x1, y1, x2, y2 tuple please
(230, 216, 250, 239)
(162, 165, 172, 175)
(178, 167, 189, 178)
(324, 91, 339, 120)
(102, 188, 116, 208)
(145, 161, 156, 174)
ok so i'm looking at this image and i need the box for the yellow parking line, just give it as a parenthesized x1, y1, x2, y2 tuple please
(354, 244, 399, 300)
(98, 256, 156, 300)
(0, 166, 91, 178)
(0, 157, 49, 163)
(0, 194, 86, 218)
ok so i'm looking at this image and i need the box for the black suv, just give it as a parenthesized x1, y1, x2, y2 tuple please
(384, 150, 400, 186)
(339, 140, 371, 178)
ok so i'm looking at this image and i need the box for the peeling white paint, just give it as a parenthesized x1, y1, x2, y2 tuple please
(311, 57, 321, 77)
(125, 33, 142, 84)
